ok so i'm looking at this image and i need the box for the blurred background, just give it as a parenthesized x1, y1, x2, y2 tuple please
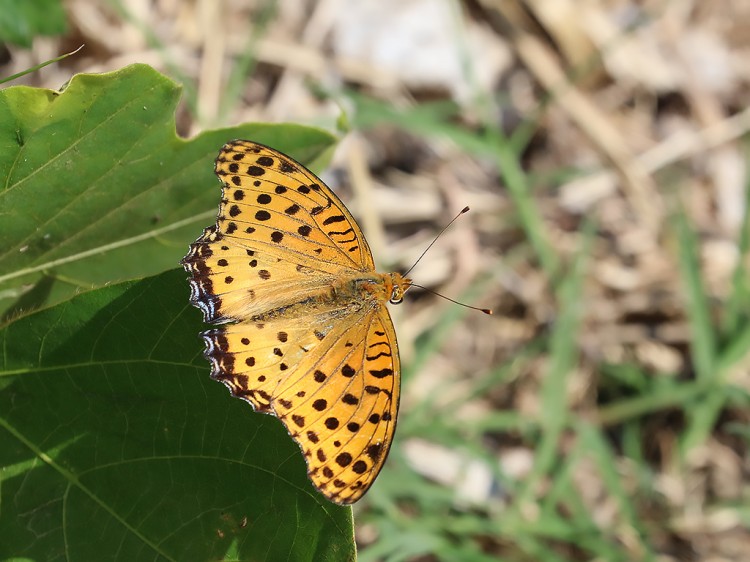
(4, 1, 749, 560)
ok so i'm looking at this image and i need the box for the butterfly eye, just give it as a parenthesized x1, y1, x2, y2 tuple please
(389, 287, 403, 304)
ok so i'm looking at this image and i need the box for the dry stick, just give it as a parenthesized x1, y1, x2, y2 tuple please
(265, 0, 340, 120)
(561, 106, 750, 210)
(196, 0, 225, 127)
(666, 11, 743, 231)
(245, 37, 398, 90)
(515, 33, 662, 232)
(524, 0, 601, 83)
(346, 134, 388, 268)
(481, 0, 662, 234)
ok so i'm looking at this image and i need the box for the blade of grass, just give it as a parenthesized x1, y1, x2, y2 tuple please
(533, 431, 639, 561)
(511, 218, 594, 512)
(106, 0, 199, 116)
(514, 534, 571, 562)
(595, 379, 706, 426)
(718, 323, 750, 370)
(675, 209, 722, 451)
(721, 145, 750, 336)
(218, 0, 277, 124)
(484, 126, 560, 278)
(405, 333, 544, 435)
(0, 45, 83, 85)
(676, 210, 717, 381)
(576, 422, 657, 561)
(441, 337, 545, 413)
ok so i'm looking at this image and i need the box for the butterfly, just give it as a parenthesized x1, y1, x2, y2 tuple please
(181, 140, 410, 504)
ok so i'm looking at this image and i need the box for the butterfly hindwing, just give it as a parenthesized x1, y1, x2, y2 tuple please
(277, 307, 399, 504)
(201, 304, 399, 504)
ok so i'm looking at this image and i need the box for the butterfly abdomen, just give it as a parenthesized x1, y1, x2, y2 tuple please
(241, 272, 394, 325)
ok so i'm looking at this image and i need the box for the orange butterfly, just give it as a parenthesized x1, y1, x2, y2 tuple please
(181, 140, 410, 504)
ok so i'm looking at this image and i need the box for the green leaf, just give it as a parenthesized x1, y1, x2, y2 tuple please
(0, 269, 355, 561)
(0, 0, 67, 47)
(0, 63, 337, 316)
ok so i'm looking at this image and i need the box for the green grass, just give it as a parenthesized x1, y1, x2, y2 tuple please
(345, 94, 750, 561)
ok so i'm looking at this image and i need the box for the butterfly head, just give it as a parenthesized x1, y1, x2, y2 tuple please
(387, 272, 412, 305)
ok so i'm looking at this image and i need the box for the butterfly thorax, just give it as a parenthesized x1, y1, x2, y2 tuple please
(341, 271, 411, 305)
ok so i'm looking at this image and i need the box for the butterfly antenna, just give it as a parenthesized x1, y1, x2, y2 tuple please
(400, 206, 492, 315)
(410, 283, 493, 315)
(403, 206, 470, 278)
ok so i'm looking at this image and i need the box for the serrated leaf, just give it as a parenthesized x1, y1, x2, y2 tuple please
(0, 63, 337, 316)
(0, 269, 355, 561)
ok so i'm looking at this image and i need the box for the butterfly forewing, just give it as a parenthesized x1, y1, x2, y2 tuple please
(214, 140, 375, 271)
